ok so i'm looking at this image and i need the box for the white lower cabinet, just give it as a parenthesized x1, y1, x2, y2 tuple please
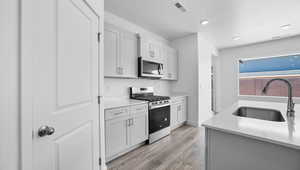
(131, 113, 148, 146)
(105, 104, 148, 161)
(170, 96, 187, 130)
(105, 116, 130, 158)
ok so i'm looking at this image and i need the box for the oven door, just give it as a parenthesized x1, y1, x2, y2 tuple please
(138, 57, 163, 78)
(149, 105, 170, 134)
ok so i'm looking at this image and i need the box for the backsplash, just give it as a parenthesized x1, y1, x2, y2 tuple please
(104, 78, 172, 98)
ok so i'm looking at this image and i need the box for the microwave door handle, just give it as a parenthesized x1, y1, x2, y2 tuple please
(160, 64, 163, 74)
(158, 64, 162, 74)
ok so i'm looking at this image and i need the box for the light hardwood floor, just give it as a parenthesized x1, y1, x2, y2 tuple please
(107, 125, 205, 170)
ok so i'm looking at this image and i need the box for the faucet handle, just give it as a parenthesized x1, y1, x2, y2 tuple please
(291, 102, 295, 109)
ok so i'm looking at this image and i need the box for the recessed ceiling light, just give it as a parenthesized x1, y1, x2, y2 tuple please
(200, 20, 209, 26)
(280, 24, 291, 30)
(233, 36, 241, 40)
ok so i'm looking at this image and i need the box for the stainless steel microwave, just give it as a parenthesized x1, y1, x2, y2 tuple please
(138, 57, 164, 78)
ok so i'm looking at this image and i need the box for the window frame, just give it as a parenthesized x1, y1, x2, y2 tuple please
(237, 53, 300, 104)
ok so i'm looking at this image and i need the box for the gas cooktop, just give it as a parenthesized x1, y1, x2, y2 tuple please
(130, 87, 170, 102)
(131, 95, 170, 102)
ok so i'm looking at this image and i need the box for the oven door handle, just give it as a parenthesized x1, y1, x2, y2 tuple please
(149, 103, 170, 110)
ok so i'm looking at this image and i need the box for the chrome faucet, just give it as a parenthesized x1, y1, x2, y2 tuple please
(262, 78, 295, 117)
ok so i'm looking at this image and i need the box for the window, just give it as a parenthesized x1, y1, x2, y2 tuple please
(239, 55, 300, 97)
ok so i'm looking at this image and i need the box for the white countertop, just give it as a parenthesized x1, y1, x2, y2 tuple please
(104, 93, 188, 109)
(104, 98, 148, 109)
(169, 93, 189, 98)
(202, 100, 300, 150)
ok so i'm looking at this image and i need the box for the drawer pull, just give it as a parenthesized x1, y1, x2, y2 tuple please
(135, 108, 144, 111)
(114, 112, 123, 116)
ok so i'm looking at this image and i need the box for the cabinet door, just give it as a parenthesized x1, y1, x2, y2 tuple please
(170, 49, 178, 80)
(177, 98, 187, 123)
(170, 103, 178, 128)
(182, 97, 187, 122)
(131, 113, 148, 146)
(105, 117, 130, 158)
(104, 24, 120, 77)
(177, 103, 184, 124)
(139, 36, 162, 63)
(161, 46, 169, 79)
(120, 31, 138, 78)
(167, 48, 178, 80)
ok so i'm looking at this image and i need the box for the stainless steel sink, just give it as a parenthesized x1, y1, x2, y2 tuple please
(233, 107, 285, 122)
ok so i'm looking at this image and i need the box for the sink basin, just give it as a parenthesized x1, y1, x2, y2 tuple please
(233, 107, 285, 122)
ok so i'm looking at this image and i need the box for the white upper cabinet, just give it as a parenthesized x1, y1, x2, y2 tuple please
(138, 35, 163, 63)
(104, 23, 138, 78)
(162, 46, 178, 80)
(104, 24, 120, 77)
(120, 30, 138, 77)
(104, 23, 178, 80)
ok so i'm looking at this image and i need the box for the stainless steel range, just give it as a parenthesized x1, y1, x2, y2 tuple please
(130, 87, 170, 144)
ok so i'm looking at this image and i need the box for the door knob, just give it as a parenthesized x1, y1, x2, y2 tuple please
(38, 126, 55, 137)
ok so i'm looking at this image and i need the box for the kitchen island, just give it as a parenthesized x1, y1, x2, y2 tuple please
(202, 100, 300, 170)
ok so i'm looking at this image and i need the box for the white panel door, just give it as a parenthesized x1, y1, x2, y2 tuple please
(31, 0, 100, 169)
(105, 117, 130, 158)
(104, 23, 120, 77)
(120, 31, 138, 78)
(131, 113, 148, 146)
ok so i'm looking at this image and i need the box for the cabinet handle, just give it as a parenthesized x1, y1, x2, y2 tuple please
(130, 118, 134, 126)
(120, 67, 123, 75)
(126, 119, 130, 126)
(177, 105, 181, 111)
(149, 50, 155, 58)
(114, 112, 123, 116)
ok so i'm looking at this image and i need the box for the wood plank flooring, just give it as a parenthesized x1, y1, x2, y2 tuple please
(107, 125, 205, 170)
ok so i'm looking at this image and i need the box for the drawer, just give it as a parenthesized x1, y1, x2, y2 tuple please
(105, 107, 130, 120)
(130, 104, 148, 114)
(171, 96, 186, 104)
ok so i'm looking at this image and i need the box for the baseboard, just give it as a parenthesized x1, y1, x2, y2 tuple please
(171, 122, 186, 131)
(101, 164, 107, 170)
(186, 120, 199, 127)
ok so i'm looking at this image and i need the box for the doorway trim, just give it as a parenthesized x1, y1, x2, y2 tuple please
(20, 0, 34, 169)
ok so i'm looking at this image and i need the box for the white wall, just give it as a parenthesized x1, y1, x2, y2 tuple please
(104, 11, 172, 98)
(0, 0, 19, 170)
(104, 78, 171, 98)
(170, 33, 218, 126)
(171, 34, 199, 126)
(197, 34, 218, 124)
(217, 35, 300, 111)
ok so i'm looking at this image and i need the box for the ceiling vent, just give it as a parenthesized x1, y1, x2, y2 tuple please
(174, 2, 187, 12)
